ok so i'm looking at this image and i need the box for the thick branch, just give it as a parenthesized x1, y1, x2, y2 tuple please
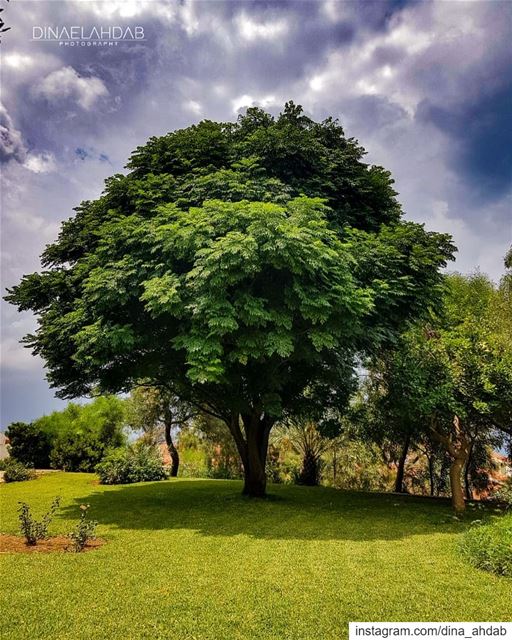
(227, 412, 247, 466)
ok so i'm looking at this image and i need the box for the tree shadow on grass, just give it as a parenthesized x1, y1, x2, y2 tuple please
(59, 478, 493, 542)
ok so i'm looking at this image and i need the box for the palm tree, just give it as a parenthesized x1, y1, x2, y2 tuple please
(273, 421, 329, 486)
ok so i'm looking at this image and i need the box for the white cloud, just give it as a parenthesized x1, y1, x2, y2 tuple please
(0, 314, 42, 373)
(321, 0, 352, 23)
(0, 104, 56, 173)
(180, 1, 200, 36)
(0, 102, 27, 162)
(23, 152, 57, 174)
(4, 207, 59, 238)
(425, 200, 510, 281)
(1, 336, 43, 372)
(34, 66, 108, 110)
(387, 19, 433, 56)
(184, 100, 202, 116)
(2, 53, 34, 70)
(74, 0, 178, 22)
(231, 94, 278, 114)
(75, 0, 144, 18)
(235, 13, 289, 43)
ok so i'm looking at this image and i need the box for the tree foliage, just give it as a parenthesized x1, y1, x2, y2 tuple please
(5, 422, 52, 468)
(6, 103, 454, 496)
(6, 396, 127, 472)
(363, 268, 512, 510)
(127, 386, 194, 476)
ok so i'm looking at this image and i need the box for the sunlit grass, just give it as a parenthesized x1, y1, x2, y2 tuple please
(0, 473, 510, 640)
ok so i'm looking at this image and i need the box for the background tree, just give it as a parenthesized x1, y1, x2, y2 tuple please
(7, 396, 127, 472)
(127, 387, 195, 476)
(271, 420, 331, 486)
(353, 369, 419, 494)
(6, 104, 454, 497)
(190, 413, 244, 479)
(5, 421, 52, 468)
(364, 269, 512, 511)
(411, 435, 446, 497)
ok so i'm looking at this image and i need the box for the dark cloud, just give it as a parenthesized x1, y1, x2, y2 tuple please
(353, 0, 421, 32)
(341, 94, 408, 136)
(417, 82, 512, 201)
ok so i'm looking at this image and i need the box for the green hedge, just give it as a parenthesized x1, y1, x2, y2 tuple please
(459, 514, 512, 577)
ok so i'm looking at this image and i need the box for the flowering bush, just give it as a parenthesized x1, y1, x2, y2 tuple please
(495, 479, 512, 509)
(68, 504, 98, 552)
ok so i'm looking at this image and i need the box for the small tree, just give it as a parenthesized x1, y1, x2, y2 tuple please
(127, 387, 194, 476)
(33, 396, 127, 472)
(291, 422, 330, 486)
(352, 371, 418, 494)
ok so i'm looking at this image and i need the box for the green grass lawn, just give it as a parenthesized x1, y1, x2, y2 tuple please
(1, 474, 510, 640)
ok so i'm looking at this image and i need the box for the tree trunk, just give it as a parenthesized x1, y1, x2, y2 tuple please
(226, 410, 272, 497)
(428, 455, 435, 497)
(242, 457, 267, 497)
(450, 457, 466, 513)
(298, 450, 320, 486)
(394, 433, 411, 493)
(164, 422, 179, 477)
(464, 441, 474, 501)
(429, 415, 470, 513)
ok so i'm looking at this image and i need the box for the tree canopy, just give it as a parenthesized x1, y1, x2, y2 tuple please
(6, 396, 127, 471)
(6, 103, 455, 496)
(362, 268, 512, 510)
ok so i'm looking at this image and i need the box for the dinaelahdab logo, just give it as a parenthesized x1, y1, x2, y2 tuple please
(32, 25, 146, 47)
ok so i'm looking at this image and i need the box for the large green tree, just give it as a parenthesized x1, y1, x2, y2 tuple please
(6, 104, 454, 496)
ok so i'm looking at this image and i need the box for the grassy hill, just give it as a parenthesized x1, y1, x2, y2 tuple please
(0, 474, 510, 639)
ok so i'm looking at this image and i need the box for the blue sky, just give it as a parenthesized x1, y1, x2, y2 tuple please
(1, 0, 511, 427)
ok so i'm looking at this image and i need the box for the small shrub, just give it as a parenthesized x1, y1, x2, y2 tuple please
(3, 459, 36, 483)
(265, 446, 296, 484)
(18, 496, 61, 545)
(96, 443, 167, 484)
(0, 458, 7, 471)
(95, 449, 126, 484)
(205, 461, 241, 479)
(205, 446, 243, 480)
(459, 515, 512, 577)
(179, 460, 207, 478)
(179, 445, 208, 478)
(68, 504, 98, 552)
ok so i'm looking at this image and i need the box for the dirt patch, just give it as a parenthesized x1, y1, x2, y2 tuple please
(0, 534, 105, 553)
